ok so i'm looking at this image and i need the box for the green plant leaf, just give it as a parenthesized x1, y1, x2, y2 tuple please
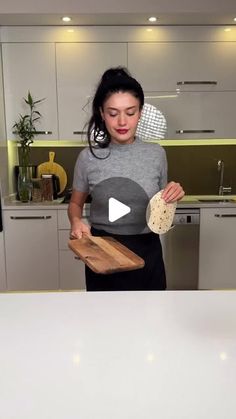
(12, 91, 45, 146)
(34, 98, 45, 104)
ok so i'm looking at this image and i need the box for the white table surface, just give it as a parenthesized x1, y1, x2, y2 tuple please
(0, 290, 236, 419)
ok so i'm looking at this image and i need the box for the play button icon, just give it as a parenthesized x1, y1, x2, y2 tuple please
(108, 198, 131, 222)
(90, 177, 149, 234)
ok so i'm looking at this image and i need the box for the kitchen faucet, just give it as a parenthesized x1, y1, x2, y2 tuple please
(217, 159, 232, 195)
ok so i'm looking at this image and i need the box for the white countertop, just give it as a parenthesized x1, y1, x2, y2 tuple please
(3, 195, 236, 210)
(0, 290, 236, 419)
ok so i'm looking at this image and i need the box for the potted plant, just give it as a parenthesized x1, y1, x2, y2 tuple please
(13, 92, 44, 202)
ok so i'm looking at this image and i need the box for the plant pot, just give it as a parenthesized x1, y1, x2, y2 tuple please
(18, 145, 31, 167)
(18, 166, 32, 203)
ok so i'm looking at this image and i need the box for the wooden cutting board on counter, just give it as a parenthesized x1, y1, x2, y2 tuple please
(37, 151, 67, 194)
(68, 236, 145, 274)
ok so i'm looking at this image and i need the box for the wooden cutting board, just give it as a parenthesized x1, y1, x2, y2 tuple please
(37, 151, 67, 194)
(68, 236, 145, 274)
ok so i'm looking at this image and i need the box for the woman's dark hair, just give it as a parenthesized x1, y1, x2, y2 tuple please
(86, 67, 144, 157)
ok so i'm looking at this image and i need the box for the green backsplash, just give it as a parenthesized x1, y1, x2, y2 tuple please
(165, 145, 236, 195)
(29, 145, 236, 195)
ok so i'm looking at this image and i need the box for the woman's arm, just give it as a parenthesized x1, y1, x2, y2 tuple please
(68, 190, 91, 239)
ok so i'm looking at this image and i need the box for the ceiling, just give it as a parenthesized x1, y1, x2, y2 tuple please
(0, 13, 236, 26)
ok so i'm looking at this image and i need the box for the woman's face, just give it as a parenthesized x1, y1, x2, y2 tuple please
(100, 91, 142, 145)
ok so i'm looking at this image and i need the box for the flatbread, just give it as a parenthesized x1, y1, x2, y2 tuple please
(146, 190, 177, 234)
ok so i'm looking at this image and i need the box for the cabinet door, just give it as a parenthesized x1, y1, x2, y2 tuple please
(128, 42, 236, 91)
(199, 208, 236, 289)
(59, 250, 86, 290)
(0, 233, 7, 291)
(2, 43, 58, 140)
(145, 91, 236, 139)
(56, 43, 127, 140)
(161, 225, 199, 290)
(58, 212, 88, 290)
(4, 210, 59, 290)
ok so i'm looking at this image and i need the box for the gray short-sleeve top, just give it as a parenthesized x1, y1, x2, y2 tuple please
(73, 137, 168, 234)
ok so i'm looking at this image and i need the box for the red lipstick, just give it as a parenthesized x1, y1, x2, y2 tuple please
(116, 129, 128, 134)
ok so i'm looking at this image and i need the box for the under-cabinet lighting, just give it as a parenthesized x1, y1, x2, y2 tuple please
(234, 18, 236, 22)
(148, 16, 157, 22)
(145, 94, 178, 99)
(62, 16, 72, 22)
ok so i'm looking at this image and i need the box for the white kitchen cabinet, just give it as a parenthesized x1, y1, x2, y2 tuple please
(146, 91, 236, 139)
(128, 42, 236, 92)
(58, 209, 87, 290)
(0, 232, 7, 291)
(199, 208, 236, 289)
(3, 209, 59, 290)
(56, 43, 127, 140)
(2, 43, 58, 140)
(161, 224, 199, 290)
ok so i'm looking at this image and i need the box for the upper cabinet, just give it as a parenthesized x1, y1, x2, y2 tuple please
(128, 42, 236, 92)
(2, 28, 236, 142)
(56, 43, 127, 140)
(146, 91, 236, 139)
(2, 43, 58, 140)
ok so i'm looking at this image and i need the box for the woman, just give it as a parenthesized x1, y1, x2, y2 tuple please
(68, 67, 184, 291)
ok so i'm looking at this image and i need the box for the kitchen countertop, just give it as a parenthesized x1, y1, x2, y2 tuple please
(0, 290, 235, 419)
(3, 195, 236, 210)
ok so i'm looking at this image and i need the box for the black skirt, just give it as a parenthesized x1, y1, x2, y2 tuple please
(85, 226, 166, 292)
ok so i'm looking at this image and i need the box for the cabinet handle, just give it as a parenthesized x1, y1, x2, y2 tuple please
(176, 129, 215, 134)
(13, 131, 52, 135)
(214, 214, 236, 218)
(176, 81, 217, 86)
(74, 256, 80, 260)
(35, 131, 52, 135)
(10, 216, 52, 220)
(73, 131, 87, 135)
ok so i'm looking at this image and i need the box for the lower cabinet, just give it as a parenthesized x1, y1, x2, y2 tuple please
(4, 209, 59, 291)
(58, 209, 86, 290)
(59, 250, 86, 290)
(0, 232, 7, 291)
(199, 208, 236, 289)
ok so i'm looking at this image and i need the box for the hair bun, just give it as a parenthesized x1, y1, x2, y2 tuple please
(101, 67, 131, 82)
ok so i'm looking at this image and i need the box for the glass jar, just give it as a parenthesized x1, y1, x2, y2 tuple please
(41, 174, 54, 201)
(31, 178, 43, 202)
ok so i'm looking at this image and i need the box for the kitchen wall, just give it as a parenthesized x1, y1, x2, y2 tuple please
(0, 44, 8, 196)
(166, 145, 236, 194)
(29, 144, 236, 195)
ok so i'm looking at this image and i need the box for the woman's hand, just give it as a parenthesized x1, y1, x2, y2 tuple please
(70, 219, 91, 240)
(161, 181, 185, 203)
